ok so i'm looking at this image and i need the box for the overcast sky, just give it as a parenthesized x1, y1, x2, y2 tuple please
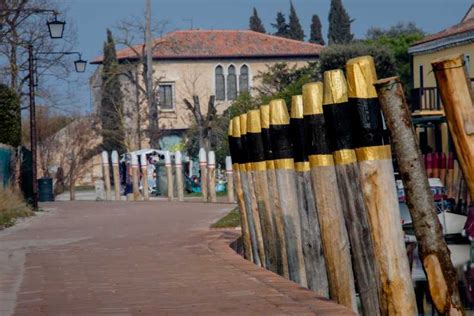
(58, 0, 472, 113)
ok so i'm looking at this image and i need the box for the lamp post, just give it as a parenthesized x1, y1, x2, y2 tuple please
(29, 51, 86, 209)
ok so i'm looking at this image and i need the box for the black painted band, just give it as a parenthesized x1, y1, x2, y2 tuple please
(228, 136, 236, 163)
(261, 128, 274, 161)
(290, 118, 308, 163)
(350, 97, 384, 148)
(240, 134, 249, 164)
(246, 132, 266, 163)
(270, 124, 293, 160)
(323, 102, 357, 151)
(303, 114, 332, 155)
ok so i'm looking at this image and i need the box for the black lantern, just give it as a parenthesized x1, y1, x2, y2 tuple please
(74, 57, 87, 73)
(47, 15, 65, 39)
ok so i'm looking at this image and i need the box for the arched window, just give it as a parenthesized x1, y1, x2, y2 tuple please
(239, 65, 249, 93)
(227, 65, 237, 101)
(215, 65, 225, 101)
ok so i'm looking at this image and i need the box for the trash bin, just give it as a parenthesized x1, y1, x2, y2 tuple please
(38, 178, 54, 202)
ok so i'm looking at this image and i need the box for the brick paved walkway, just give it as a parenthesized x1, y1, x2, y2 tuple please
(0, 201, 354, 315)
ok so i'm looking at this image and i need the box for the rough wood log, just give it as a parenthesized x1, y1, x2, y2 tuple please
(347, 56, 417, 315)
(240, 113, 266, 267)
(432, 54, 474, 200)
(302, 82, 357, 310)
(111, 150, 121, 201)
(260, 104, 290, 278)
(269, 99, 307, 287)
(323, 69, 381, 316)
(290, 95, 329, 295)
(374, 76, 464, 316)
(230, 117, 254, 262)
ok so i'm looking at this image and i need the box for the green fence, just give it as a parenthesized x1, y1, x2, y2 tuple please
(0, 145, 12, 187)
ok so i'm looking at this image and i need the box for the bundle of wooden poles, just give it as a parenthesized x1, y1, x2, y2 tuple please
(228, 55, 470, 315)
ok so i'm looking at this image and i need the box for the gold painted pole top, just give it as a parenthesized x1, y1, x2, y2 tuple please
(231, 116, 241, 138)
(302, 82, 324, 115)
(247, 109, 262, 133)
(260, 104, 270, 129)
(228, 118, 233, 136)
(323, 69, 349, 105)
(270, 99, 290, 125)
(346, 56, 378, 99)
(290, 95, 304, 119)
(239, 113, 248, 135)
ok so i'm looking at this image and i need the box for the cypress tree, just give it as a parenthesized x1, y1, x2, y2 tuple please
(288, 2, 304, 41)
(272, 12, 289, 38)
(100, 29, 126, 153)
(328, 0, 353, 45)
(309, 14, 325, 45)
(0, 83, 21, 147)
(249, 7, 266, 33)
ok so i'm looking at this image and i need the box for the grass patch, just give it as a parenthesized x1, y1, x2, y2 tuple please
(211, 207, 241, 228)
(185, 190, 228, 197)
(0, 186, 34, 229)
(75, 185, 95, 191)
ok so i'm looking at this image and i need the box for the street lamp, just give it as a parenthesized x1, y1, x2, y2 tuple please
(36, 51, 87, 73)
(74, 56, 87, 73)
(46, 13, 65, 39)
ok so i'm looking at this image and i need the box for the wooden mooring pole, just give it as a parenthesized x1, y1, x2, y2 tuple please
(322, 69, 381, 316)
(199, 148, 208, 202)
(432, 54, 474, 200)
(260, 104, 289, 278)
(229, 118, 253, 261)
(302, 82, 356, 310)
(240, 113, 266, 267)
(290, 95, 329, 295)
(374, 76, 464, 316)
(175, 151, 184, 202)
(208, 151, 217, 203)
(141, 153, 149, 201)
(269, 99, 307, 287)
(111, 150, 121, 201)
(347, 56, 417, 315)
(102, 151, 112, 201)
(247, 109, 279, 273)
(131, 153, 140, 201)
(225, 156, 235, 203)
(165, 151, 173, 202)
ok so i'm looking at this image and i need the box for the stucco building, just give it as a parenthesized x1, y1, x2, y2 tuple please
(409, 4, 474, 114)
(90, 29, 322, 150)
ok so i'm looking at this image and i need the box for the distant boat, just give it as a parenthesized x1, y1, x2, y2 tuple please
(397, 178, 469, 269)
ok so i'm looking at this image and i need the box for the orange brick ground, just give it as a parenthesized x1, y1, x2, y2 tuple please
(0, 201, 355, 315)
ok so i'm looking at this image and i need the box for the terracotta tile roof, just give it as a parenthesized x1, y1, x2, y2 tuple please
(412, 17, 474, 46)
(91, 30, 323, 64)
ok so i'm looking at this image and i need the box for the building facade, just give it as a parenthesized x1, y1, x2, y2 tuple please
(409, 5, 474, 114)
(91, 30, 322, 151)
